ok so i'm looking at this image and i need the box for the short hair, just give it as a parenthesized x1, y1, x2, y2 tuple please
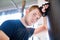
(29, 5, 43, 16)
(29, 5, 40, 12)
(29, 3, 49, 17)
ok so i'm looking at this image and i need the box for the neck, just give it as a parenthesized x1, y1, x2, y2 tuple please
(20, 17, 28, 27)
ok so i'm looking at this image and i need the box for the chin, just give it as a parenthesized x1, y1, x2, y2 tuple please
(28, 23, 32, 26)
(30, 23, 34, 26)
(28, 22, 34, 26)
(28, 24, 32, 26)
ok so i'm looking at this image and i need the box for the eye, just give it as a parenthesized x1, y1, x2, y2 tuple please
(36, 17, 39, 21)
(33, 13, 36, 16)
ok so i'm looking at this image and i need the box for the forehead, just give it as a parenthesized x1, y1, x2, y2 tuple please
(32, 8, 42, 16)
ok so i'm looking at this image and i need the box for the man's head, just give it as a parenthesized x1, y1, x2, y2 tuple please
(24, 5, 41, 26)
(24, 4, 49, 26)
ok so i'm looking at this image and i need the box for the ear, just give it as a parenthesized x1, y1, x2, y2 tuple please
(26, 9, 29, 15)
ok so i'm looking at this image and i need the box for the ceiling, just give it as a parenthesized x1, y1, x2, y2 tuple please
(0, 0, 37, 11)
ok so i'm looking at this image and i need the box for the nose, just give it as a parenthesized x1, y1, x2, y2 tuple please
(34, 16, 39, 23)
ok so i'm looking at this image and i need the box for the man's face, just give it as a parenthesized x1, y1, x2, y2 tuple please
(25, 8, 42, 26)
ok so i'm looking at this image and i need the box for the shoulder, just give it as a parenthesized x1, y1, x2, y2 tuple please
(0, 20, 20, 29)
(2, 20, 20, 25)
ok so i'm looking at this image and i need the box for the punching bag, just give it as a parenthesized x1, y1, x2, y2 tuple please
(47, 0, 60, 40)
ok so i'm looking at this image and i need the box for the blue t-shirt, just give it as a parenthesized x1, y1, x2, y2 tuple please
(0, 20, 35, 40)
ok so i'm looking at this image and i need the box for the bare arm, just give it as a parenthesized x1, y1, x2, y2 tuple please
(33, 16, 48, 34)
(33, 3, 49, 34)
(0, 30, 10, 40)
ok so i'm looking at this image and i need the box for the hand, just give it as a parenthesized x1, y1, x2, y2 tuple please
(42, 3, 49, 13)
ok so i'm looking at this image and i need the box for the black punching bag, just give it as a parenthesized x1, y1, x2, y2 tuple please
(47, 0, 60, 40)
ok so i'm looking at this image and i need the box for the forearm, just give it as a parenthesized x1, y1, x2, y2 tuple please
(43, 16, 48, 29)
(34, 25, 47, 34)
(33, 16, 48, 34)
(0, 30, 10, 40)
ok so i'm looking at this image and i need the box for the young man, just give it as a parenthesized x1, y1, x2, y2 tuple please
(0, 3, 49, 40)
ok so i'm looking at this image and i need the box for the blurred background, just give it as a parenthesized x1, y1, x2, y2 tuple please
(0, 0, 50, 40)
